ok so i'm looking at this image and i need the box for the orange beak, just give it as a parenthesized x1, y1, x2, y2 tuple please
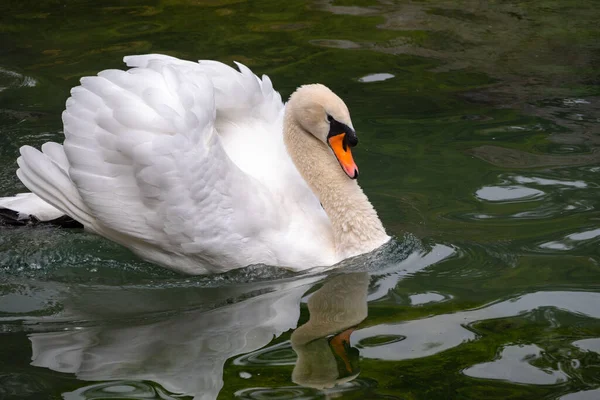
(328, 133, 359, 179)
(329, 328, 356, 373)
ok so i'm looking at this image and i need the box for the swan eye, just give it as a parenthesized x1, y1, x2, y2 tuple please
(326, 114, 333, 123)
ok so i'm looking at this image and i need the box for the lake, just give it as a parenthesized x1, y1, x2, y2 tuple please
(1, 1, 600, 399)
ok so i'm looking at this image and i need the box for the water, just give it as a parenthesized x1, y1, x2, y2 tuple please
(1, 1, 599, 399)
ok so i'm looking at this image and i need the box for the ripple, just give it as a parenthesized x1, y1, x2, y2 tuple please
(353, 291, 600, 361)
(357, 334, 406, 348)
(235, 378, 379, 399)
(0, 226, 174, 285)
(511, 200, 594, 219)
(236, 387, 312, 400)
(462, 170, 595, 221)
(560, 389, 600, 400)
(475, 185, 545, 202)
(233, 341, 296, 366)
(21, 76, 37, 88)
(539, 228, 600, 251)
(63, 381, 170, 400)
(0, 291, 54, 314)
(366, 244, 456, 302)
(563, 98, 591, 106)
(309, 39, 361, 49)
(467, 145, 600, 168)
(0, 373, 46, 398)
(568, 228, 600, 241)
(548, 144, 589, 155)
(463, 344, 568, 385)
(115, 22, 165, 35)
(0, 67, 37, 92)
(572, 338, 600, 354)
(539, 241, 571, 251)
(409, 292, 450, 305)
(513, 175, 587, 188)
(0, 231, 418, 288)
(358, 73, 395, 83)
(452, 199, 594, 222)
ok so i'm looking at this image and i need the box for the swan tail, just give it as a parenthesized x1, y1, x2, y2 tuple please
(0, 194, 82, 228)
(14, 143, 93, 228)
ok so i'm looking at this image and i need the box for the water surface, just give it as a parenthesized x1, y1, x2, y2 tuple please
(1, 1, 600, 399)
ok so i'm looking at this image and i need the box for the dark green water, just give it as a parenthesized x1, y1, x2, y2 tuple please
(1, 1, 600, 399)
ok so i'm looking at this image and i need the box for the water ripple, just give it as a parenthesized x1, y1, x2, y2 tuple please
(353, 291, 600, 361)
(475, 185, 545, 202)
(63, 381, 174, 400)
(0, 67, 37, 92)
(538, 228, 600, 251)
(358, 73, 395, 83)
(235, 378, 381, 399)
(463, 344, 568, 385)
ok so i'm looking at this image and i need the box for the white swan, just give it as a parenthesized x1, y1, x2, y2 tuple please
(0, 54, 390, 274)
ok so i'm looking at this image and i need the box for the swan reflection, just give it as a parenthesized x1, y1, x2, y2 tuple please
(291, 272, 368, 389)
(27, 272, 371, 399)
(25, 243, 452, 399)
(29, 276, 316, 400)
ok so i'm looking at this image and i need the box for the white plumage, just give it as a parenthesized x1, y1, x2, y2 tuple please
(1, 54, 389, 274)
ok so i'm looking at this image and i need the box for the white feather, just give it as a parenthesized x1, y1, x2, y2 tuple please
(8, 55, 334, 274)
(0, 193, 64, 221)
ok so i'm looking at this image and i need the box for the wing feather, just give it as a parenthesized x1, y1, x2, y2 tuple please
(61, 58, 286, 273)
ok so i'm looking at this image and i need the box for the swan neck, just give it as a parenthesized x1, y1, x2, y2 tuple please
(283, 111, 388, 258)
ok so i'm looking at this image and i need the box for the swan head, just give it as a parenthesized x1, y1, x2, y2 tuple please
(288, 84, 359, 179)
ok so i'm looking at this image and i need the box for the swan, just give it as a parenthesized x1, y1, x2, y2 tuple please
(0, 54, 390, 274)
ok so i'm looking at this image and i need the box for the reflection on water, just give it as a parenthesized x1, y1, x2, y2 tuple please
(358, 73, 395, 83)
(354, 291, 600, 361)
(467, 145, 600, 169)
(573, 338, 600, 354)
(460, 169, 598, 224)
(408, 291, 448, 305)
(15, 244, 600, 398)
(22, 243, 448, 399)
(513, 176, 588, 189)
(539, 227, 600, 251)
(63, 381, 171, 400)
(561, 389, 600, 400)
(464, 344, 568, 385)
(0, 67, 37, 92)
(291, 273, 368, 389)
(475, 185, 545, 202)
(308, 39, 361, 49)
(29, 277, 315, 399)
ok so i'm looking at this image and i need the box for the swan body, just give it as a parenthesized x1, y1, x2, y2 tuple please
(1, 54, 389, 274)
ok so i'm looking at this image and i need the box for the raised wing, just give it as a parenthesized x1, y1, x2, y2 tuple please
(125, 55, 315, 200)
(61, 56, 289, 273)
